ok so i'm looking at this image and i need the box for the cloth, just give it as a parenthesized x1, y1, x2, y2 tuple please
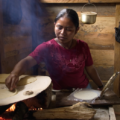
(86, 83, 91, 89)
(29, 39, 93, 90)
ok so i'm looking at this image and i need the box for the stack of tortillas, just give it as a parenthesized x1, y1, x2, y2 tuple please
(73, 89, 101, 101)
(0, 74, 51, 106)
(68, 89, 101, 102)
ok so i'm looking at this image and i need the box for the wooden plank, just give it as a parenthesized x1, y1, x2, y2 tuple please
(93, 108, 109, 120)
(1, 56, 18, 73)
(78, 17, 115, 33)
(90, 80, 107, 89)
(75, 17, 115, 50)
(4, 47, 32, 58)
(109, 107, 116, 120)
(4, 37, 32, 52)
(4, 36, 32, 44)
(75, 33, 114, 50)
(0, 0, 4, 73)
(41, 0, 120, 3)
(114, 4, 120, 96)
(3, 26, 32, 37)
(33, 103, 95, 120)
(86, 65, 114, 81)
(90, 50, 114, 66)
(1, 50, 32, 73)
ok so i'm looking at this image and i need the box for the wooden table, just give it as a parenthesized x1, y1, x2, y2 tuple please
(49, 90, 119, 120)
(54, 90, 120, 107)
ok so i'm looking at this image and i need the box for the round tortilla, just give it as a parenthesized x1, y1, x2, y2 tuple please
(0, 88, 17, 99)
(0, 74, 37, 86)
(18, 76, 37, 86)
(0, 74, 10, 83)
(73, 90, 98, 100)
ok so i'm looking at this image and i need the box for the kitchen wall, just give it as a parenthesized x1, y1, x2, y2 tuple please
(0, 0, 34, 74)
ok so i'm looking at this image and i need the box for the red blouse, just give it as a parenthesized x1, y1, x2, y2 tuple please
(29, 39, 93, 90)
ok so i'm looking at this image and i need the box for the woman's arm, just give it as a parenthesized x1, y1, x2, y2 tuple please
(85, 65, 103, 90)
(5, 56, 37, 91)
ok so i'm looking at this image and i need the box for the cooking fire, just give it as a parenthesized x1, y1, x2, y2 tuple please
(0, 104, 43, 120)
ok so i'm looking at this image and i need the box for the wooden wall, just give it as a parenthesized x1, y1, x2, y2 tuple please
(114, 4, 120, 96)
(0, 0, 33, 74)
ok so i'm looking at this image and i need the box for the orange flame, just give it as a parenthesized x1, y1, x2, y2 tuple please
(6, 104, 16, 112)
(5, 104, 43, 112)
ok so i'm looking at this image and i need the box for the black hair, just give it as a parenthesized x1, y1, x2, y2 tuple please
(54, 9, 79, 29)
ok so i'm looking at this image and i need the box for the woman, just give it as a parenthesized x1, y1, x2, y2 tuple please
(4, 8, 104, 120)
(6, 9, 103, 91)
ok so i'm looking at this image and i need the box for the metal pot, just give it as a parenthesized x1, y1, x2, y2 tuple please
(81, 12, 97, 24)
(81, 1, 97, 24)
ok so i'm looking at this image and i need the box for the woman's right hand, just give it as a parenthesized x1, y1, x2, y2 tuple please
(5, 73, 19, 91)
(5, 56, 37, 91)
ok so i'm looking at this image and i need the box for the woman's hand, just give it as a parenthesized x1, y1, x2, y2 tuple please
(5, 56, 37, 91)
(5, 73, 19, 91)
(97, 85, 104, 91)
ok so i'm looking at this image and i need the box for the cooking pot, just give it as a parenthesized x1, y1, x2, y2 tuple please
(81, 2, 97, 24)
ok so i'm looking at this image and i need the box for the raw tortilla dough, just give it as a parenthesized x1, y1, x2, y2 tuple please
(18, 75, 37, 86)
(0, 88, 17, 99)
(0, 74, 10, 83)
(0, 74, 37, 86)
(0, 75, 36, 99)
(73, 90, 98, 100)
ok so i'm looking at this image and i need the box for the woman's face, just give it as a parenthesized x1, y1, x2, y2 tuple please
(54, 16, 78, 44)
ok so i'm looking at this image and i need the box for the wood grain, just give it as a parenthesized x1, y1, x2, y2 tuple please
(90, 80, 107, 89)
(4, 47, 32, 58)
(92, 65, 114, 80)
(75, 33, 114, 50)
(40, 0, 120, 3)
(93, 108, 109, 120)
(75, 16, 115, 50)
(78, 17, 115, 33)
(0, 0, 4, 73)
(114, 4, 120, 96)
(109, 107, 116, 120)
(4, 37, 32, 52)
(90, 50, 114, 66)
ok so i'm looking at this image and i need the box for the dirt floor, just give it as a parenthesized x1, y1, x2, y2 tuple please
(113, 105, 120, 120)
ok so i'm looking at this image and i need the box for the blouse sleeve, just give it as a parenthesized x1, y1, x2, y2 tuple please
(29, 42, 47, 64)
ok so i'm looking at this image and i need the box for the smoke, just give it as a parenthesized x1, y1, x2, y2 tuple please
(1, 0, 52, 73)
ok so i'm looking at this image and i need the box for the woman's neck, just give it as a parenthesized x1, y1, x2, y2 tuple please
(55, 38, 74, 49)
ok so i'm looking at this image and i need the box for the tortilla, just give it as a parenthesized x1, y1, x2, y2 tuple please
(0, 88, 17, 99)
(73, 90, 98, 100)
(0, 74, 10, 83)
(18, 75, 37, 86)
(0, 74, 37, 86)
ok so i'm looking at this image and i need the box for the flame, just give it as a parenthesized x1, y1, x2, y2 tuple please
(6, 104, 16, 112)
(0, 117, 3, 120)
(5, 103, 43, 112)
(0, 106, 43, 120)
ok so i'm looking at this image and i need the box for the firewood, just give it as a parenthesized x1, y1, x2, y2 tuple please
(33, 102, 96, 119)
